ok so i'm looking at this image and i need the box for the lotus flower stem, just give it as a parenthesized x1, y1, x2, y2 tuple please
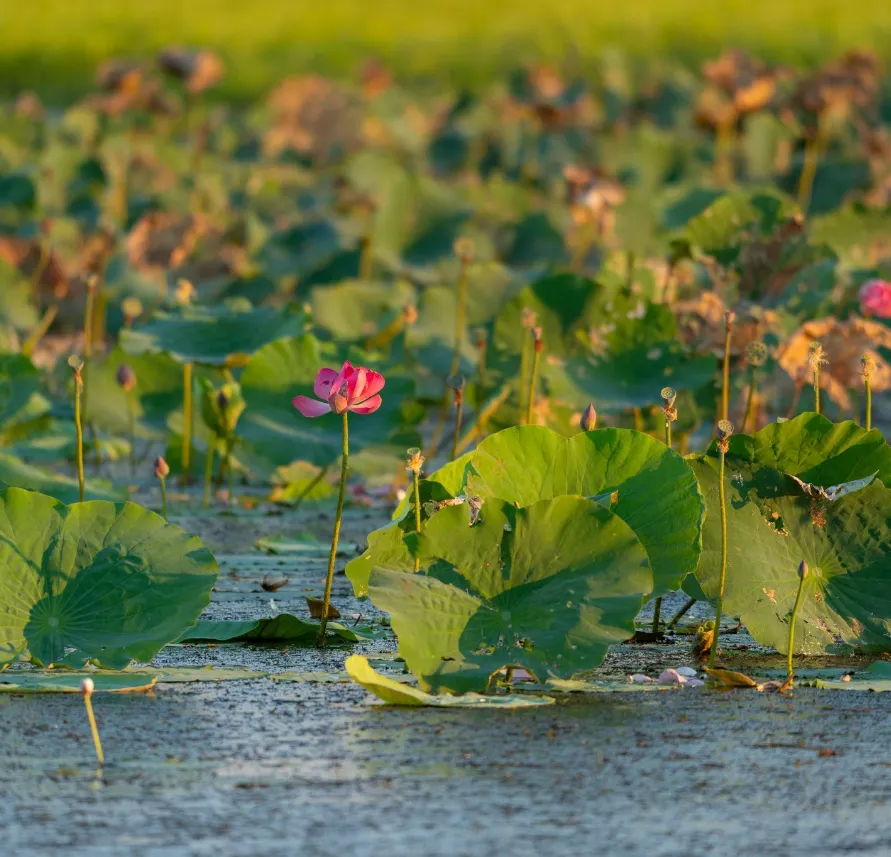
(451, 242, 472, 377)
(475, 329, 487, 412)
(667, 596, 697, 629)
(318, 411, 349, 647)
(741, 366, 758, 434)
(709, 421, 733, 668)
(203, 432, 216, 507)
(787, 561, 808, 686)
(407, 448, 424, 574)
(525, 329, 542, 426)
(69, 357, 85, 503)
(22, 303, 59, 358)
(797, 128, 824, 217)
(451, 383, 465, 462)
(721, 311, 734, 423)
(182, 363, 194, 484)
(359, 234, 374, 282)
(809, 342, 825, 416)
(126, 390, 137, 476)
(155, 457, 171, 520)
(715, 116, 735, 186)
(651, 598, 663, 635)
(227, 447, 235, 508)
(455, 382, 512, 454)
(81, 678, 104, 767)
(862, 354, 874, 431)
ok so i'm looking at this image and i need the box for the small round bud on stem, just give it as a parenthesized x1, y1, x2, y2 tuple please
(453, 237, 475, 265)
(116, 363, 137, 392)
(405, 447, 425, 475)
(532, 327, 543, 353)
(581, 403, 597, 432)
(122, 297, 144, 327)
(661, 386, 678, 423)
(154, 456, 170, 479)
(798, 559, 809, 579)
(86, 274, 98, 295)
(725, 310, 736, 331)
(81, 677, 95, 696)
(402, 304, 418, 326)
(68, 355, 84, 389)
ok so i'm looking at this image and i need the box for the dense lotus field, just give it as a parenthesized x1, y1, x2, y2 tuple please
(2, 45, 891, 730)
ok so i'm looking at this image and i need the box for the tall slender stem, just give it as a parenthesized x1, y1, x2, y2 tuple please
(741, 366, 757, 434)
(203, 433, 216, 507)
(715, 116, 735, 186)
(182, 363, 193, 484)
(797, 130, 823, 217)
(451, 258, 469, 377)
(813, 366, 821, 415)
(668, 596, 697, 630)
(227, 443, 235, 508)
(22, 303, 59, 358)
(413, 467, 422, 574)
(787, 564, 807, 686)
(159, 476, 169, 520)
(73, 371, 85, 503)
(518, 331, 531, 421)
(359, 234, 373, 282)
(451, 389, 464, 461)
(866, 375, 872, 432)
(83, 689, 104, 766)
(318, 412, 349, 647)
(127, 390, 137, 476)
(709, 449, 729, 668)
(721, 312, 734, 422)
(526, 335, 541, 426)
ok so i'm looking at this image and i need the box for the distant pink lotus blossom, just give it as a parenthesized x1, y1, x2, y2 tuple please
(859, 278, 891, 318)
(293, 361, 384, 417)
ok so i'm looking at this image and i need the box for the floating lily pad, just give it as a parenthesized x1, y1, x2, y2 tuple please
(175, 614, 385, 643)
(0, 488, 218, 668)
(806, 661, 891, 691)
(368, 496, 651, 693)
(135, 666, 269, 683)
(690, 456, 891, 656)
(0, 672, 158, 694)
(345, 655, 555, 707)
(270, 671, 351, 684)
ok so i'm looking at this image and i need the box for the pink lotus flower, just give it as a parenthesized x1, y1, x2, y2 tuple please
(292, 361, 385, 418)
(859, 278, 891, 318)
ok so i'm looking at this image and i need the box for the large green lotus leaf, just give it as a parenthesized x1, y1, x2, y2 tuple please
(258, 220, 342, 279)
(84, 347, 186, 437)
(175, 615, 384, 643)
(0, 453, 126, 504)
(807, 661, 891, 691)
(552, 343, 717, 412)
(0, 354, 48, 434)
(311, 280, 415, 342)
(469, 426, 702, 597)
(0, 488, 217, 668)
(347, 453, 475, 597)
(120, 303, 306, 366)
(719, 413, 891, 487)
(239, 335, 417, 469)
(368, 496, 651, 693)
(690, 456, 891, 655)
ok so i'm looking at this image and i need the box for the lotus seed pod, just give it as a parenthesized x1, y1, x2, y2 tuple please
(453, 237, 475, 264)
(174, 279, 196, 306)
(716, 419, 734, 440)
(725, 310, 736, 329)
(581, 403, 597, 432)
(861, 353, 876, 379)
(745, 341, 769, 367)
(405, 447, 425, 475)
(532, 327, 543, 351)
(68, 355, 84, 372)
(808, 341, 827, 370)
(154, 456, 170, 479)
(81, 677, 95, 695)
(798, 559, 809, 579)
(116, 363, 137, 392)
(122, 296, 144, 322)
(447, 374, 466, 392)
(660, 386, 677, 407)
